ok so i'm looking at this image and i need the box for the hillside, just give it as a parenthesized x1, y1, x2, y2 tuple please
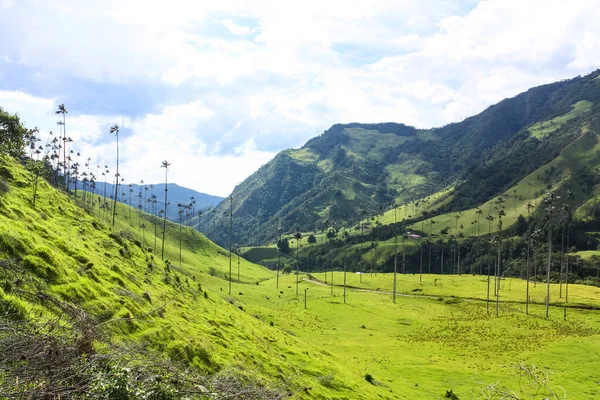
(200, 70, 600, 247)
(0, 154, 385, 399)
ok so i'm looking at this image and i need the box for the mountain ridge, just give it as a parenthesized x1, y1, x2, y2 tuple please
(199, 69, 600, 247)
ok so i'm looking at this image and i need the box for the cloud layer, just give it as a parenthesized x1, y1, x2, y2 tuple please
(1, 0, 599, 196)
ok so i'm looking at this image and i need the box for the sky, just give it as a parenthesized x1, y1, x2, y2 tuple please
(1, 0, 600, 197)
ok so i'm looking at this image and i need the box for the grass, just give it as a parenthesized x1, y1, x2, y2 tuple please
(528, 100, 592, 139)
(3, 154, 600, 399)
(228, 273, 600, 399)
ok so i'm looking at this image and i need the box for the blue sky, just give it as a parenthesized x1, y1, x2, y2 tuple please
(1, 0, 599, 196)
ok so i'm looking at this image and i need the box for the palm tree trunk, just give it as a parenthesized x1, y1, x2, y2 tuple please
(560, 224, 565, 298)
(393, 234, 397, 304)
(296, 241, 299, 296)
(565, 228, 570, 303)
(161, 182, 168, 260)
(112, 133, 119, 227)
(496, 243, 501, 317)
(526, 237, 530, 315)
(546, 224, 552, 318)
(343, 247, 347, 304)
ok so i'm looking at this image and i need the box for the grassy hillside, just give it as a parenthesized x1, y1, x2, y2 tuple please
(0, 154, 390, 399)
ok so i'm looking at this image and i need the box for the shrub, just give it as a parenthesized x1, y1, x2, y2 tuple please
(0, 174, 14, 194)
(444, 389, 460, 399)
(142, 292, 152, 303)
(364, 373, 374, 384)
(317, 373, 335, 388)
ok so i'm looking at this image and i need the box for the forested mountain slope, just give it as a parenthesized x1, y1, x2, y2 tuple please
(201, 70, 600, 246)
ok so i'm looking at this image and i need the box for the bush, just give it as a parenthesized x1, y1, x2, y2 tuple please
(208, 266, 216, 276)
(364, 373, 374, 384)
(317, 373, 335, 388)
(444, 389, 460, 399)
(0, 177, 8, 195)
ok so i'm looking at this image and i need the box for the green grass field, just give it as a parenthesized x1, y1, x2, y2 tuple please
(3, 154, 600, 399)
(528, 100, 592, 139)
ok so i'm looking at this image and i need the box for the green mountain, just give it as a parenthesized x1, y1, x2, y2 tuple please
(200, 70, 600, 247)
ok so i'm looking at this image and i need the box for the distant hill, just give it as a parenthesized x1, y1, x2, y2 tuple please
(200, 70, 600, 247)
(86, 182, 223, 221)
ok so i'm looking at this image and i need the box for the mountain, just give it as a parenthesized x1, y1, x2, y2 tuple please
(200, 70, 600, 247)
(87, 182, 223, 221)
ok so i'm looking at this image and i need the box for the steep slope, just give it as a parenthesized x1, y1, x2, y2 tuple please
(0, 154, 386, 399)
(201, 70, 600, 247)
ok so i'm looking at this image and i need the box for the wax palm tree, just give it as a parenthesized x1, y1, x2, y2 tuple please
(428, 219, 435, 274)
(293, 231, 303, 296)
(544, 191, 559, 318)
(342, 228, 350, 304)
(178, 204, 184, 267)
(228, 195, 234, 295)
(110, 124, 120, 227)
(55, 104, 68, 188)
(393, 204, 399, 303)
(161, 160, 171, 259)
(525, 229, 532, 315)
(484, 214, 495, 314)
(564, 189, 575, 303)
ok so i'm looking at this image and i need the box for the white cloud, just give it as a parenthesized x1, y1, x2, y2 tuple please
(222, 19, 253, 35)
(1, 0, 600, 195)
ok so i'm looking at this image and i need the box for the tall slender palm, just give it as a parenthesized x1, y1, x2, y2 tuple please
(161, 160, 171, 259)
(393, 204, 399, 303)
(293, 231, 303, 296)
(564, 190, 575, 303)
(485, 214, 495, 314)
(428, 219, 435, 274)
(178, 204, 184, 267)
(55, 104, 68, 189)
(342, 228, 349, 304)
(110, 125, 120, 226)
(544, 191, 559, 318)
(526, 231, 531, 315)
(419, 211, 428, 282)
(152, 195, 158, 253)
(228, 195, 234, 295)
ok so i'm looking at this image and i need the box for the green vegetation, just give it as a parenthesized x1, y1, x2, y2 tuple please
(200, 70, 600, 252)
(4, 70, 600, 399)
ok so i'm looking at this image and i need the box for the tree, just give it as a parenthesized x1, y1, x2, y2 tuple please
(544, 191, 559, 318)
(0, 106, 28, 157)
(293, 231, 303, 296)
(307, 234, 317, 244)
(110, 124, 120, 227)
(277, 237, 290, 254)
(393, 204, 399, 303)
(228, 195, 233, 296)
(161, 160, 171, 260)
(178, 204, 184, 267)
(55, 104, 68, 190)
